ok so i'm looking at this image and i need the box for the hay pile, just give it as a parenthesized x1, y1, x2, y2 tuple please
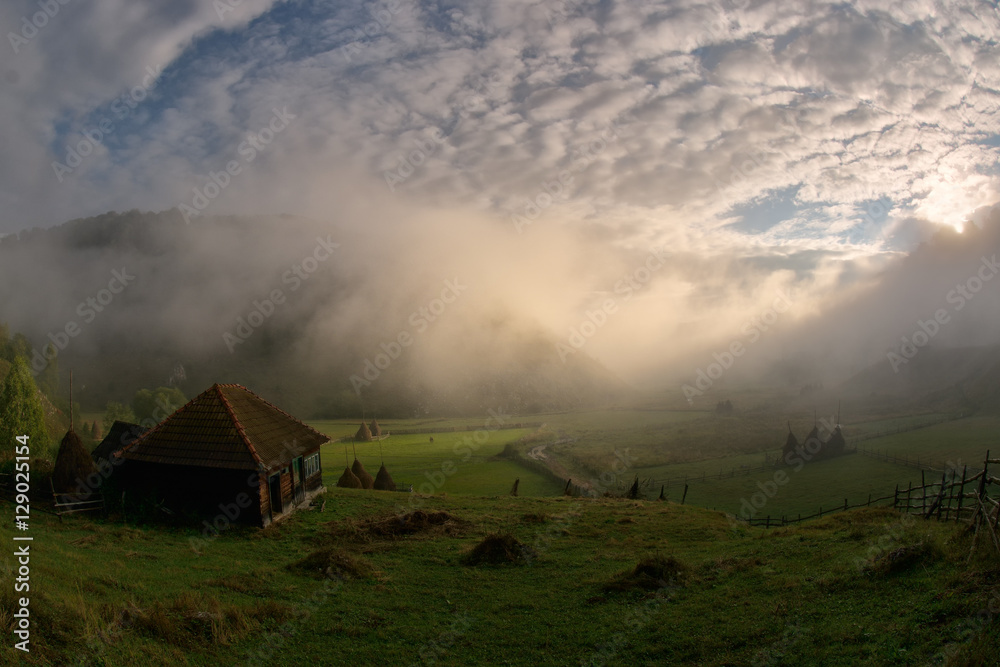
(53, 430, 98, 495)
(336, 466, 363, 489)
(462, 533, 535, 566)
(863, 542, 939, 577)
(369, 419, 382, 438)
(363, 510, 465, 538)
(288, 548, 375, 580)
(604, 555, 689, 592)
(351, 459, 374, 489)
(373, 464, 396, 491)
(355, 422, 373, 442)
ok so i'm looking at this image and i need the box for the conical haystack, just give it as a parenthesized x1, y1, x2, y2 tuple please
(826, 425, 846, 454)
(53, 430, 98, 495)
(369, 418, 382, 438)
(355, 421, 373, 442)
(352, 458, 374, 489)
(626, 475, 640, 499)
(782, 422, 799, 458)
(373, 464, 396, 491)
(337, 466, 363, 489)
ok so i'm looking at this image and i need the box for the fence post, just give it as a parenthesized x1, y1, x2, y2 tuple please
(906, 482, 912, 514)
(957, 465, 967, 522)
(893, 485, 898, 510)
(921, 470, 926, 516)
(681, 484, 689, 505)
(844, 498, 848, 511)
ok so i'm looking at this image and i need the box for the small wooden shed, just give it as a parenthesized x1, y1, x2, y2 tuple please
(117, 383, 328, 526)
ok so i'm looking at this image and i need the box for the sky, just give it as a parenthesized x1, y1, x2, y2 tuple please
(2, 0, 1000, 390)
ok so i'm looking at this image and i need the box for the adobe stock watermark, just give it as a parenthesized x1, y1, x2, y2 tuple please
(511, 116, 633, 234)
(341, 0, 408, 62)
(389, 407, 509, 517)
(349, 277, 467, 394)
(28, 267, 135, 377)
(51, 64, 164, 183)
(556, 247, 669, 363)
(180, 107, 296, 223)
(7, 0, 74, 55)
(731, 415, 836, 524)
(887, 254, 1000, 372)
(223, 236, 340, 353)
(682, 290, 793, 403)
(383, 72, 504, 192)
(407, 612, 473, 667)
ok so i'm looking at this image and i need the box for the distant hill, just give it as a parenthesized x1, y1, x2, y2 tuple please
(840, 345, 1000, 414)
(0, 210, 625, 417)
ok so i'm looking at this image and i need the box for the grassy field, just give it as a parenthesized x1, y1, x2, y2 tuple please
(308, 424, 564, 498)
(857, 416, 1000, 470)
(2, 487, 998, 666)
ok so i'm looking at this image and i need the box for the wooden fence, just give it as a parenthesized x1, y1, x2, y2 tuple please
(50, 480, 105, 516)
(892, 451, 1000, 555)
(742, 492, 897, 528)
(739, 451, 1000, 555)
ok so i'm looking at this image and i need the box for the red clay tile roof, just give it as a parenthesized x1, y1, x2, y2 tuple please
(120, 384, 329, 471)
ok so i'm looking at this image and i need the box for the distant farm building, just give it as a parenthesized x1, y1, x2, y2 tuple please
(91, 420, 148, 465)
(116, 383, 328, 526)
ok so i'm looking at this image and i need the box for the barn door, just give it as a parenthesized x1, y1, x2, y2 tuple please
(293, 457, 305, 504)
(268, 473, 283, 515)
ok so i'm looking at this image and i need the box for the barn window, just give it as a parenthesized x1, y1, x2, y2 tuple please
(304, 452, 321, 477)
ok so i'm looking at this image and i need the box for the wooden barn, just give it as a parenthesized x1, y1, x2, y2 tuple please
(116, 383, 328, 526)
(91, 420, 148, 465)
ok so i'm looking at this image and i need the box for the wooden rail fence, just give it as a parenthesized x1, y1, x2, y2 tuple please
(737, 451, 1000, 556)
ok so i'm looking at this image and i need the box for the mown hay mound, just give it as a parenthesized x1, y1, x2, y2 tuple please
(337, 466, 363, 489)
(863, 541, 940, 577)
(351, 459, 374, 489)
(288, 548, 376, 580)
(462, 532, 535, 566)
(604, 555, 689, 592)
(365, 510, 466, 538)
(373, 464, 396, 491)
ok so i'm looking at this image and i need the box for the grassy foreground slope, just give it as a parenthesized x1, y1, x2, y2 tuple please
(2, 487, 998, 666)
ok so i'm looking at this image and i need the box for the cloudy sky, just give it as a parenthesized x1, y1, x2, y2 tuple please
(3, 0, 1000, 386)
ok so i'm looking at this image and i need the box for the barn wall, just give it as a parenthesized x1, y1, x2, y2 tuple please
(306, 470, 323, 492)
(119, 461, 263, 525)
(279, 467, 292, 505)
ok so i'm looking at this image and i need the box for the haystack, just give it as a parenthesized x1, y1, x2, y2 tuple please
(355, 421, 372, 442)
(626, 475, 640, 499)
(352, 458, 374, 489)
(826, 425, 846, 455)
(53, 430, 98, 495)
(337, 466, 363, 489)
(782, 422, 799, 459)
(373, 464, 396, 491)
(369, 418, 382, 438)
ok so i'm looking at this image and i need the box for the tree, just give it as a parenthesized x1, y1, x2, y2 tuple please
(104, 401, 137, 427)
(0, 356, 49, 460)
(132, 386, 186, 426)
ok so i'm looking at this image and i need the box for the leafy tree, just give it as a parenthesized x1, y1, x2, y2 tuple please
(0, 356, 49, 460)
(132, 386, 186, 426)
(104, 401, 137, 427)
